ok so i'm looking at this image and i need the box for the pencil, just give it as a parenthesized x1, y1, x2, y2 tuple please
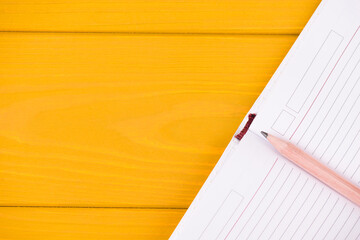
(261, 131, 360, 206)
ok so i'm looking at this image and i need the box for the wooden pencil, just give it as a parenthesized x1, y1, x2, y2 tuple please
(261, 131, 360, 206)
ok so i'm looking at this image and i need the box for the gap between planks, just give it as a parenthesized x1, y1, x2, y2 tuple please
(0, 30, 299, 36)
(0, 206, 188, 209)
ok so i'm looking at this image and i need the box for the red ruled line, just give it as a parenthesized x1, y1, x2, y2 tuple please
(290, 25, 360, 140)
(223, 158, 279, 240)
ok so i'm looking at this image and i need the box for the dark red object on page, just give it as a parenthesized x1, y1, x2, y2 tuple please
(234, 113, 256, 141)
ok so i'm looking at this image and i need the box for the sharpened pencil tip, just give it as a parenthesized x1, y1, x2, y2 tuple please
(261, 131, 268, 138)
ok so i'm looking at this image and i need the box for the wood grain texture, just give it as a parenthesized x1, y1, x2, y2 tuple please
(0, 207, 185, 239)
(0, 0, 320, 33)
(0, 33, 296, 207)
(0, 1, 317, 238)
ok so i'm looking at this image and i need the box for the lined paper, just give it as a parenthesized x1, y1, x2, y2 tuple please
(170, 0, 360, 239)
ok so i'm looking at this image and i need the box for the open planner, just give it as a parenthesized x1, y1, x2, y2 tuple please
(170, 0, 360, 239)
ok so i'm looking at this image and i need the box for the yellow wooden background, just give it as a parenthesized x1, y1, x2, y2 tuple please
(0, 1, 320, 239)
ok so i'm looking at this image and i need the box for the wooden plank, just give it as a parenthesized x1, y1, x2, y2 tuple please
(0, 33, 296, 207)
(0, 0, 320, 33)
(0, 207, 184, 239)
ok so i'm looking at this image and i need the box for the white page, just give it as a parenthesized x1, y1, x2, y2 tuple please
(170, 0, 360, 239)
